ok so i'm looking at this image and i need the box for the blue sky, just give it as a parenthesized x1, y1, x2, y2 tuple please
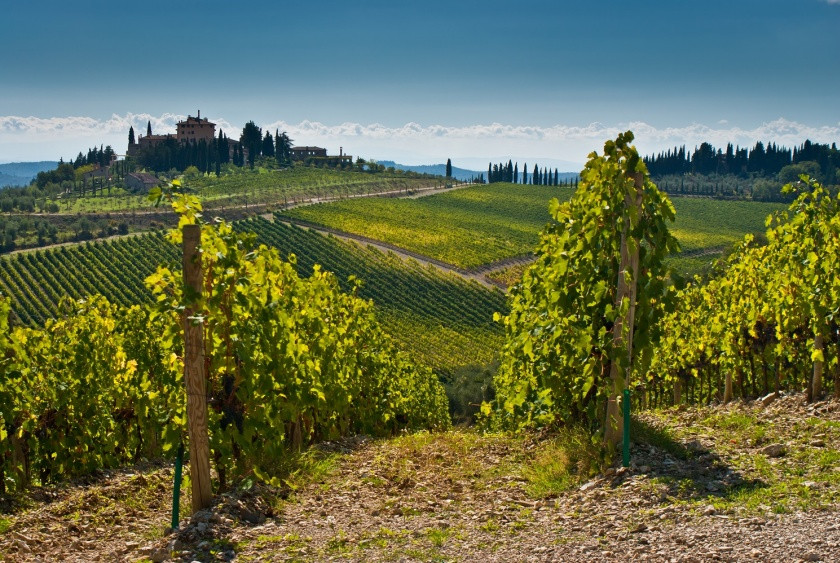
(1, 0, 838, 168)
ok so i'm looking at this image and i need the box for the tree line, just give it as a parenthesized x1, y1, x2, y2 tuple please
(485, 160, 578, 187)
(644, 139, 839, 182)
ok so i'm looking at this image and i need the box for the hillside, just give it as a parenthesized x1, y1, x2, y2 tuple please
(282, 182, 784, 274)
(1, 142, 838, 563)
(1, 396, 838, 561)
(0, 166, 447, 253)
(376, 160, 483, 182)
(0, 219, 505, 408)
(0, 161, 58, 188)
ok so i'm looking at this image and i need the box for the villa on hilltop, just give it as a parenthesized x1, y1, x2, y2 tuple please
(127, 112, 353, 167)
(127, 111, 240, 158)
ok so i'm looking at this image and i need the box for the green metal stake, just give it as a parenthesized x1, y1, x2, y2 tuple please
(171, 442, 185, 530)
(622, 389, 631, 467)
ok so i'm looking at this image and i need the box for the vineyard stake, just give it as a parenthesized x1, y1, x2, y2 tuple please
(622, 388, 631, 468)
(605, 172, 643, 449)
(183, 224, 213, 511)
(171, 442, 184, 529)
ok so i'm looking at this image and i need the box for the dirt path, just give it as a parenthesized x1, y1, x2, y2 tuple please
(2, 395, 839, 562)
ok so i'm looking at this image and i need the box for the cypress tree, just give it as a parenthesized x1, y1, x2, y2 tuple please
(262, 131, 275, 158)
(554, 168, 559, 186)
(274, 129, 283, 166)
(445, 158, 452, 178)
(146, 120, 152, 137)
(523, 163, 528, 184)
(128, 126, 135, 146)
(513, 163, 518, 184)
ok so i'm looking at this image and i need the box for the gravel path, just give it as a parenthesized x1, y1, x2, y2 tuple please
(2, 396, 838, 562)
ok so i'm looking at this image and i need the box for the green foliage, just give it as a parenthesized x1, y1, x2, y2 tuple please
(0, 215, 505, 388)
(649, 176, 840, 404)
(487, 132, 678, 431)
(0, 296, 181, 492)
(0, 190, 452, 493)
(145, 198, 450, 483)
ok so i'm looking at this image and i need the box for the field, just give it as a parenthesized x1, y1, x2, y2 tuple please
(46, 166, 439, 215)
(283, 183, 566, 269)
(0, 219, 504, 379)
(283, 182, 785, 275)
(237, 217, 505, 377)
(0, 166, 447, 254)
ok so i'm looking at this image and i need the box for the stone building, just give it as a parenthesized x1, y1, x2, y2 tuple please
(291, 146, 328, 160)
(176, 111, 216, 144)
(127, 110, 218, 156)
(291, 146, 353, 165)
(125, 172, 161, 192)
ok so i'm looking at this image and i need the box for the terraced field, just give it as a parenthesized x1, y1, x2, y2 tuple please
(284, 182, 785, 276)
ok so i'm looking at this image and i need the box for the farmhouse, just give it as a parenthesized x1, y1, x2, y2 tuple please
(291, 146, 327, 159)
(291, 146, 353, 165)
(125, 172, 161, 192)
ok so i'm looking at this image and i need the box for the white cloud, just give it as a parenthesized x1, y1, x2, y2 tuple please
(1, 114, 838, 170)
(0, 113, 238, 141)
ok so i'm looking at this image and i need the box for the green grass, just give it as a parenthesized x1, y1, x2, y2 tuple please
(636, 406, 840, 515)
(521, 427, 603, 498)
(282, 182, 785, 274)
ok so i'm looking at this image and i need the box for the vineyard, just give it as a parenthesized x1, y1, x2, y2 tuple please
(0, 214, 451, 494)
(648, 177, 840, 407)
(239, 217, 506, 377)
(283, 181, 783, 274)
(283, 183, 568, 269)
(484, 132, 839, 440)
(0, 218, 505, 379)
(44, 166, 439, 215)
(1, 136, 840, 562)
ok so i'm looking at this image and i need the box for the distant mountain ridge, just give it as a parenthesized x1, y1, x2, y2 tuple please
(375, 161, 482, 182)
(0, 161, 59, 188)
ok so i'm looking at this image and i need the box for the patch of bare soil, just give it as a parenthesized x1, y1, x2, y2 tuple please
(2, 396, 839, 562)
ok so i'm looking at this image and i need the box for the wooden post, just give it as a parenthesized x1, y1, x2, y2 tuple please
(723, 370, 733, 404)
(605, 172, 643, 449)
(183, 224, 213, 512)
(673, 377, 683, 406)
(811, 330, 824, 403)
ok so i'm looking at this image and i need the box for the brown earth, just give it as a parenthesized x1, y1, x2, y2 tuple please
(1, 395, 839, 562)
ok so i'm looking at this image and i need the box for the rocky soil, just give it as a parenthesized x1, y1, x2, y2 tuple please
(1, 394, 839, 562)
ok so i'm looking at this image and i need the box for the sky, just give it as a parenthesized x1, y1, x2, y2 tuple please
(1, 0, 838, 170)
